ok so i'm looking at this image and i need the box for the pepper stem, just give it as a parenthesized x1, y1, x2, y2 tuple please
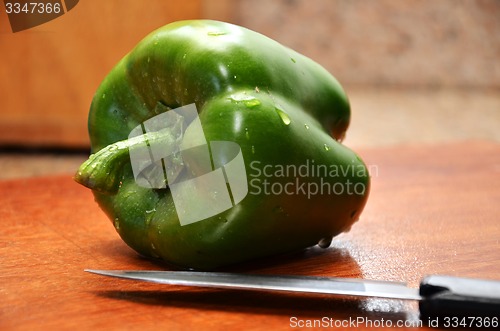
(74, 125, 184, 194)
(73, 136, 136, 194)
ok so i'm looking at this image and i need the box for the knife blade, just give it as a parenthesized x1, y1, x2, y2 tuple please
(85, 270, 500, 320)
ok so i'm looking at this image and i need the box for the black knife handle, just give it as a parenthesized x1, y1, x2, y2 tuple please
(419, 275, 500, 325)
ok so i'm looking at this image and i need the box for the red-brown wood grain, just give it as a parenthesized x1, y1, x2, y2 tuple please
(1, 141, 499, 330)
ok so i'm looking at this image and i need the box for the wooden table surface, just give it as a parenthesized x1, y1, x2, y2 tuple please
(1, 141, 499, 331)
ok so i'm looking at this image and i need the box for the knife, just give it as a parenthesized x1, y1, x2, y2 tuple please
(85, 270, 500, 320)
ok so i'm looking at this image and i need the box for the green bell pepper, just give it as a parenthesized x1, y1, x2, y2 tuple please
(75, 20, 370, 270)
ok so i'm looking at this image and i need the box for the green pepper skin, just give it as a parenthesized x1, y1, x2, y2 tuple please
(75, 20, 370, 270)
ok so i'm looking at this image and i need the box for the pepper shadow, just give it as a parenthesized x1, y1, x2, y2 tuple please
(93, 238, 362, 276)
(90, 243, 416, 323)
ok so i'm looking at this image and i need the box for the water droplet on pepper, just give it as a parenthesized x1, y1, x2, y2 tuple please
(207, 31, 227, 36)
(228, 94, 260, 108)
(318, 237, 332, 248)
(275, 106, 291, 125)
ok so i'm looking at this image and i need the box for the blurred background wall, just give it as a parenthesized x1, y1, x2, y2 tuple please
(231, 0, 500, 148)
(0, 0, 499, 176)
(234, 0, 500, 89)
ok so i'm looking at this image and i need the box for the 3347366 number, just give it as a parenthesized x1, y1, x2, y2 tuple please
(5, 2, 61, 14)
(443, 316, 498, 328)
